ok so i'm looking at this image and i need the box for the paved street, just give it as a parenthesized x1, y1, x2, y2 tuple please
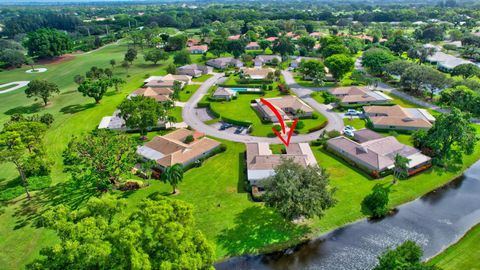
(182, 72, 342, 143)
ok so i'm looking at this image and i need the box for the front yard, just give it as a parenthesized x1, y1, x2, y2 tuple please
(208, 91, 327, 137)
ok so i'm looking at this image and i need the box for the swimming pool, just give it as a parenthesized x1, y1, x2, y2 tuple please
(228, 87, 260, 93)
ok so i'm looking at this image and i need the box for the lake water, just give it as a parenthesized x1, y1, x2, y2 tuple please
(216, 161, 480, 270)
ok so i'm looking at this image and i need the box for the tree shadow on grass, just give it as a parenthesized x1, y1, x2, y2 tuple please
(60, 103, 95, 114)
(4, 103, 43, 115)
(237, 152, 247, 193)
(217, 206, 311, 256)
(12, 180, 97, 230)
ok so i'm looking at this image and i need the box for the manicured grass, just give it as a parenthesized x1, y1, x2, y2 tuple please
(192, 74, 213, 82)
(209, 92, 327, 137)
(2, 40, 480, 270)
(178, 84, 200, 102)
(428, 223, 480, 270)
(310, 92, 326, 104)
(168, 106, 183, 122)
(343, 118, 366, 130)
(0, 40, 181, 269)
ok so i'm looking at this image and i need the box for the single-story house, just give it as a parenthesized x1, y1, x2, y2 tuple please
(188, 45, 208, 54)
(137, 128, 221, 170)
(245, 42, 261, 50)
(187, 38, 200, 47)
(364, 105, 435, 131)
(285, 32, 300, 40)
(254, 55, 282, 67)
(309, 32, 327, 39)
(424, 44, 474, 72)
(329, 86, 392, 106)
(206, 57, 243, 69)
(327, 130, 431, 178)
(228, 35, 241, 40)
(212, 87, 237, 100)
(246, 142, 317, 187)
(129, 87, 173, 102)
(176, 64, 210, 77)
(240, 67, 275, 80)
(144, 74, 191, 88)
(265, 37, 278, 42)
(253, 95, 314, 122)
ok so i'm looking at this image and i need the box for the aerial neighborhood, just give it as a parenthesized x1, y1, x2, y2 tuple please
(1, 1, 480, 270)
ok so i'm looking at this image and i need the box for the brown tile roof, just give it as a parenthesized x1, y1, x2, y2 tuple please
(188, 45, 208, 51)
(364, 105, 433, 129)
(329, 86, 369, 96)
(131, 87, 173, 102)
(141, 128, 220, 168)
(246, 142, 316, 171)
(255, 95, 314, 119)
(327, 134, 427, 171)
(241, 67, 275, 79)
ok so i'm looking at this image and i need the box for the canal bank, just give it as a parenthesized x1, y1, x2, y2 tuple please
(216, 160, 480, 270)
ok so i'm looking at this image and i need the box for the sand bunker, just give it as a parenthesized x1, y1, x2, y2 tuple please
(26, 68, 47, 73)
(0, 81, 30, 94)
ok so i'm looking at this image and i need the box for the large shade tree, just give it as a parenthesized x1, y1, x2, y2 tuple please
(63, 130, 137, 190)
(24, 28, 72, 58)
(263, 159, 336, 221)
(25, 80, 60, 106)
(118, 95, 167, 139)
(324, 54, 355, 82)
(27, 195, 215, 269)
(77, 78, 112, 103)
(298, 60, 325, 86)
(413, 108, 478, 166)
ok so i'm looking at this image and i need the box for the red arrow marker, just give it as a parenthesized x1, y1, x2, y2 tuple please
(260, 98, 297, 146)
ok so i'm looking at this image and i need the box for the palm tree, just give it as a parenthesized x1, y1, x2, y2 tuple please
(393, 154, 410, 184)
(162, 163, 184, 194)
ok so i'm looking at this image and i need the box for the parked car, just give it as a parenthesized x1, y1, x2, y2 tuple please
(344, 125, 356, 131)
(345, 109, 362, 116)
(234, 126, 244, 134)
(343, 129, 354, 137)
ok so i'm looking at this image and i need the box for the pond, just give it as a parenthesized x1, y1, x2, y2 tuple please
(216, 161, 480, 270)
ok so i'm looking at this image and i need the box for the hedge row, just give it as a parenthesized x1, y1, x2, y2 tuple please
(221, 116, 252, 127)
(308, 120, 329, 133)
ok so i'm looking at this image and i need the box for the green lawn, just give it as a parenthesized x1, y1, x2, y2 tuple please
(178, 84, 200, 102)
(428, 223, 480, 270)
(310, 92, 326, 104)
(2, 40, 480, 270)
(0, 40, 184, 269)
(208, 92, 327, 137)
(168, 106, 183, 122)
(192, 74, 213, 83)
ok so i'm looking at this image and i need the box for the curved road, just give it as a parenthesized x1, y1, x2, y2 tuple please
(182, 72, 344, 143)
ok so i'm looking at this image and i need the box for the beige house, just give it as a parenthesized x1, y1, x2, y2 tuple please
(254, 55, 282, 67)
(137, 129, 221, 169)
(206, 57, 243, 69)
(364, 105, 435, 131)
(253, 95, 314, 122)
(329, 86, 392, 105)
(240, 67, 275, 80)
(327, 129, 431, 178)
(246, 142, 317, 187)
(212, 87, 237, 100)
(176, 64, 210, 77)
(144, 74, 191, 88)
(129, 87, 173, 102)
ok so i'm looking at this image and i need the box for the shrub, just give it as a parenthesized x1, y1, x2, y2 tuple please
(119, 181, 141, 191)
(307, 121, 328, 133)
(327, 130, 341, 138)
(361, 185, 390, 218)
(295, 120, 305, 130)
(197, 102, 210, 108)
(184, 135, 194, 144)
(28, 175, 52, 190)
(0, 186, 24, 201)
